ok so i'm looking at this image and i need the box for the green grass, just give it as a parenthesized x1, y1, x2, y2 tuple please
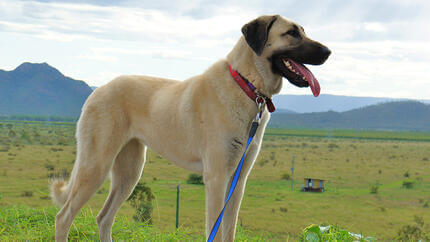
(266, 128, 430, 142)
(1, 120, 430, 240)
(0, 205, 271, 241)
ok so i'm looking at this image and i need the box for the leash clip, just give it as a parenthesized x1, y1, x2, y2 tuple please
(254, 95, 265, 122)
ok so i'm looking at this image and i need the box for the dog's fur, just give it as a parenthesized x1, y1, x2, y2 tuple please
(51, 15, 330, 241)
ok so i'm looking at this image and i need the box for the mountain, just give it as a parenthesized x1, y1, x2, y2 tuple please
(1, 62, 429, 131)
(0, 62, 93, 117)
(272, 94, 430, 113)
(269, 101, 430, 131)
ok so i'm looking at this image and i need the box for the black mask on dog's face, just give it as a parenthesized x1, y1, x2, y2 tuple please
(242, 15, 331, 97)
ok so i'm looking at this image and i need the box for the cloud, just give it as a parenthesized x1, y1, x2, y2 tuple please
(81, 47, 216, 62)
(0, 1, 256, 45)
(1, 0, 430, 99)
(290, 40, 430, 99)
(364, 22, 386, 32)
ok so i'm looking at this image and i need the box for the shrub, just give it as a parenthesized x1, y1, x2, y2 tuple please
(21, 191, 33, 197)
(370, 184, 379, 194)
(259, 159, 269, 167)
(301, 224, 373, 241)
(402, 180, 414, 189)
(44, 164, 55, 171)
(187, 173, 204, 185)
(8, 130, 16, 138)
(127, 182, 155, 224)
(60, 168, 70, 178)
(281, 172, 291, 180)
(269, 151, 276, 161)
(20, 130, 31, 143)
(396, 215, 430, 241)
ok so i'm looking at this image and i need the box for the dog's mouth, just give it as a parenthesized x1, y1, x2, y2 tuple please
(274, 58, 320, 97)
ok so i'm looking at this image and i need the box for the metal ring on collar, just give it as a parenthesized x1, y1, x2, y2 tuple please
(255, 96, 265, 105)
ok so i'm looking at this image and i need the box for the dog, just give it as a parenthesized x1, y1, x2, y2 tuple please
(50, 14, 330, 241)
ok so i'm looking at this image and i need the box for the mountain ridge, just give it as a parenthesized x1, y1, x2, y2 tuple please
(269, 101, 430, 131)
(272, 94, 430, 113)
(1, 62, 429, 132)
(0, 62, 93, 117)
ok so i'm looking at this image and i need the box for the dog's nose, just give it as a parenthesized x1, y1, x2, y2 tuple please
(321, 46, 331, 59)
(317, 45, 331, 64)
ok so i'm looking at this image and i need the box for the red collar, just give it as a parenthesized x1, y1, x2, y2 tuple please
(228, 64, 276, 113)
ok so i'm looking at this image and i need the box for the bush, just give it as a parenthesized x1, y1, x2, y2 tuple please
(44, 164, 55, 171)
(402, 180, 414, 189)
(8, 130, 16, 138)
(187, 173, 204, 185)
(396, 215, 430, 241)
(281, 172, 291, 180)
(259, 159, 269, 167)
(21, 191, 33, 197)
(370, 184, 379, 194)
(300, 224, 373, 241)
(127, 182, 155, 224)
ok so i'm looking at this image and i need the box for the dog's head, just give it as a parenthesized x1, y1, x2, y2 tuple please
(241, 15, 331, 97)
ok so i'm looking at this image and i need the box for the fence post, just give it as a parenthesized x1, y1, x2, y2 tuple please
(291, 155, 295, 191)
(176, 184, 180, 229)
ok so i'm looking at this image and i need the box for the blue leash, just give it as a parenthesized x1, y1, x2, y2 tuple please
(207, 120, 260, 242)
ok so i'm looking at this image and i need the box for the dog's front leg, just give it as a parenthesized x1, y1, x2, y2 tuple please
(221, 142, 260, 242)
(203, 150, 231, 242)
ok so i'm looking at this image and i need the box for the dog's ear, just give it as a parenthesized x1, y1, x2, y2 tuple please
(241, 15, 278, 56)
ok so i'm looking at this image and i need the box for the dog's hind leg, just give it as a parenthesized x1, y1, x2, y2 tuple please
(96, 138, 146, 242)
(54, 122, 128, 241)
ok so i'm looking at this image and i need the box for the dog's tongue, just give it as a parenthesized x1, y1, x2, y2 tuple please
(289, 59, 320, 97)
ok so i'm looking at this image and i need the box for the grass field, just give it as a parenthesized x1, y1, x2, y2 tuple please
(1, 120, 430, 240)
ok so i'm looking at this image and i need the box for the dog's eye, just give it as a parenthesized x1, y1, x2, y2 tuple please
(283, 29, 300, 38)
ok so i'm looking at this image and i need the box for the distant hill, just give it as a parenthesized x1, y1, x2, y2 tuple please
(1, 62, 429, 132)
(269, 101, 430, 131)
(272, 94, 430, 113)
(0, 62, 93, 117)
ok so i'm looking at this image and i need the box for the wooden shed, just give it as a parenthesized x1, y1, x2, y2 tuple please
(301, 178, 326, 192)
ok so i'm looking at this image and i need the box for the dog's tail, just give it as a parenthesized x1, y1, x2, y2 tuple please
(50, 178, 70, 207)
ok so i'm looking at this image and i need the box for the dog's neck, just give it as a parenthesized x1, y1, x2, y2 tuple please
(226, 37, 283, 98)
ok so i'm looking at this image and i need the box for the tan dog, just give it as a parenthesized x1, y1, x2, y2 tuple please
(51, 14, 330, 241)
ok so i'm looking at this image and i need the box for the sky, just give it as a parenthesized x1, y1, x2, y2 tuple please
(0, 0, 429, 99)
